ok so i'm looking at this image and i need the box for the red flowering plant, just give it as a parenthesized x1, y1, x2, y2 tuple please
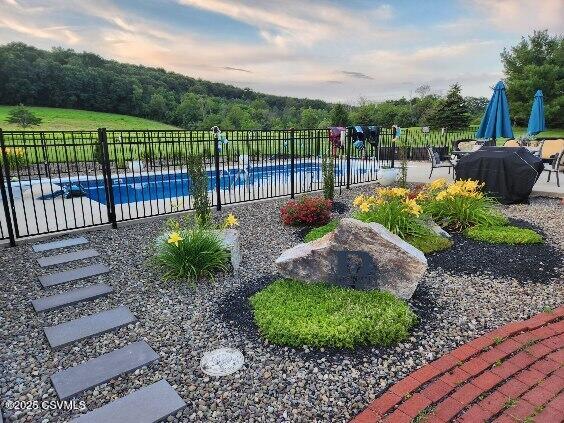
(280, 196, 332, 226)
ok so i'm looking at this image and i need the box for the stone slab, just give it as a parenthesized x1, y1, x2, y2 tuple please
(51, 341, 159, 400)
(39, 264, 110, 288)
(37, 249, 99, 267)
(32, 237, 89, 252)
(32, 284, 113, 312)
(71, 380, 186, 423)
(44, 306, 136, 349)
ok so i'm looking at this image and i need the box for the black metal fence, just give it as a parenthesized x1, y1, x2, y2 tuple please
(0, 126, 475, 245)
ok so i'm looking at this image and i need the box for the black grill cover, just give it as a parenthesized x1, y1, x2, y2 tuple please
(455, 147, 543, 204)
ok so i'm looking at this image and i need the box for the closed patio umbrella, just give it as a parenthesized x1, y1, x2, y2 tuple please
(476, 81, 514, 144)
(527, 90, 546, 136)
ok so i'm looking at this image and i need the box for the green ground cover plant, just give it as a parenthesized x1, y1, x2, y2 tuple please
(250, 279, 417, 349)
(303, 219, 339, 242)
(464, 225, 543, 245)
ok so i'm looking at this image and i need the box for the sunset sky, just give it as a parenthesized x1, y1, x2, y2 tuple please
(1, 0, 562, 102)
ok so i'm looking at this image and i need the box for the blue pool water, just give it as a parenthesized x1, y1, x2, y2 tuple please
(75, 162, 337, 204)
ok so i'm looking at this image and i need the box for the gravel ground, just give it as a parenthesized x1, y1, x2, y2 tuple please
(0, 185, 562, 422)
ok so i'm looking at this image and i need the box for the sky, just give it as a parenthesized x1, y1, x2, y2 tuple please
(0, 0, 562, 103)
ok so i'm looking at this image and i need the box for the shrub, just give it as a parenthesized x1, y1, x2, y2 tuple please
(154, 227, 230, 282)
(187, 154, 211, 227)
(304, 219, 338, 242)
(280, 196, 332, 226)
(322, 154, 335, 200)
(419, 178, 508, 231)
(250, 279, 417, 348)
(353, 187, 428, 239)
(464, 225, 543, 245)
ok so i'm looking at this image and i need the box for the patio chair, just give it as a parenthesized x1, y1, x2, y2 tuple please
(543, 148, 563, 187)
(538, 139, 564, 163)
(503, 139, 520, 147)
(426, 146, 454, 179)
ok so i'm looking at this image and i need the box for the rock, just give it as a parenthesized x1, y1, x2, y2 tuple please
(274, 218, 427, 299)
(423, 218, 451, 239)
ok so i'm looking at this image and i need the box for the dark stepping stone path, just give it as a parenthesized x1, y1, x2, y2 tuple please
(71, 379, 186, 423)
(51, 341, 159, 400)
(44, 306, 137, 349)
(39, 263, 110, 288)
(32, 237, 89, 252)
(32, 284, 113, 312)
(37, 249, 99, 268)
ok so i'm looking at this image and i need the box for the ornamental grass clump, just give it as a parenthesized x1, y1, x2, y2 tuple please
(418, 178, 508, 231)
(154, 213, 238, 282)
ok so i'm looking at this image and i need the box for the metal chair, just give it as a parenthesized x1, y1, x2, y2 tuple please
(544, 149, 563, 187)
(426, 146, 454, 179)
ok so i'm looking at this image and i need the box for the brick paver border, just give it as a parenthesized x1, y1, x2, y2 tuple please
(352, 306, 564, 423)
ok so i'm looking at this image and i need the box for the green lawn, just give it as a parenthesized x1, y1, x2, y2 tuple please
(0, 106, 178, 131)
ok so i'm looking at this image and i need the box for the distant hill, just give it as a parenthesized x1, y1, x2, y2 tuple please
(0, 43, 332, 130)
(0, 106, 179, 131)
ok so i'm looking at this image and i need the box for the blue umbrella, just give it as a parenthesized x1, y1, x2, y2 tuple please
(527, 89, 546, 136)
(476, 81, 514, 142)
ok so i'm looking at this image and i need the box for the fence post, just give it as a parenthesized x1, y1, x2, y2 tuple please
(98, 128, 117, 229)
(0, 129, 16, 246)
(290, 128, 295, 198)
(346, 127, 352, 189)
(391, 126, 396, 168)
(213, 132, 222, 210)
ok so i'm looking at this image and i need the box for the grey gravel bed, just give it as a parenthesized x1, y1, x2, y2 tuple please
(0, 185, 562, 422)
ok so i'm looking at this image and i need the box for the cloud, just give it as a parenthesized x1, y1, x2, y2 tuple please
(0, 17, 80, 43)
(341, 71, 374, 80)
(222, 66, 252, 73)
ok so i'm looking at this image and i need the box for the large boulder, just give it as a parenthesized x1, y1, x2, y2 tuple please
(275, 218, 427, 299)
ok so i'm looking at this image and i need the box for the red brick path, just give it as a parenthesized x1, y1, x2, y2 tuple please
(352, 307, 564, 422)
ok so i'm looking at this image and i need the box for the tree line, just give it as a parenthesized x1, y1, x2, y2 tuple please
(1, 31, 561, 130)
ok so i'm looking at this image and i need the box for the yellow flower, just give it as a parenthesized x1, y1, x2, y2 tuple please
(359, 202, 370, 212)
(436, 190, 448, 201)
(390, 187, 409, 197)
(224, 213, 239, 228)
(404, 198, 422, 217)
(429, 178, 447, 190)
(167, 231, 184, 247)
(353, 195, 366, 207)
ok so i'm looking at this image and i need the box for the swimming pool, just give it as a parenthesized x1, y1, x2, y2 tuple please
(76, 162, 344, 204)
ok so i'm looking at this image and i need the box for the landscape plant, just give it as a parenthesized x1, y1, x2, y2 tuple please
(0, 147, 26, 171)
(464, 225, 543, 245)
(186, 153, 211, 227)
(418, 178, 508, 231)
(250, 279, 417, 349)
(352, 186, 453, 253)
(322, 153, 335, 200)
(280, 196, 332, 226)
(154, 213, 238, 282)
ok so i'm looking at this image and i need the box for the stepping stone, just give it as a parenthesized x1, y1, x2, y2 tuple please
(32, 284, 113, 312)
(44, 306, 136, 349)
(32, 237, 88, 252)
(37, 249, 99, 268)
(39, 263, 110, 288)
(51, 341, 159, 400)
(71, 380, 186, 423)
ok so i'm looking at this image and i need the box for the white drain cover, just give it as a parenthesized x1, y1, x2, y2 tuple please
(200, 347, 244, 376)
